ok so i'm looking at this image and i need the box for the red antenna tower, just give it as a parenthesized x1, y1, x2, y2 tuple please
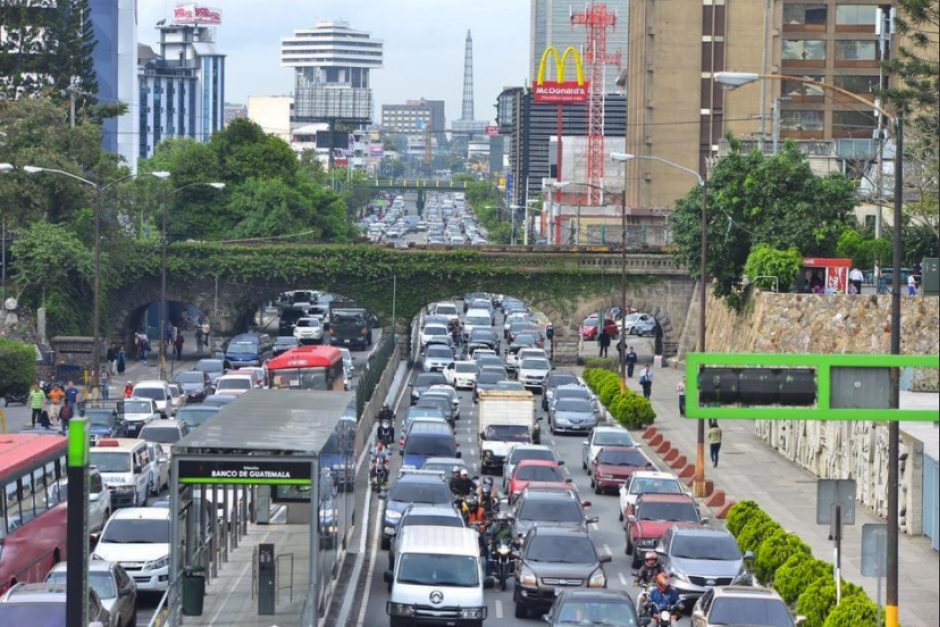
(571, 3, 621, 206)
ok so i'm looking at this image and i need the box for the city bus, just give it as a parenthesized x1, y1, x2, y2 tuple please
(0, 435, 70, 593)
(267, 346, 347, 391)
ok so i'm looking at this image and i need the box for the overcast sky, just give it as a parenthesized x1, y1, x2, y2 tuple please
(140, 0, 531, 124)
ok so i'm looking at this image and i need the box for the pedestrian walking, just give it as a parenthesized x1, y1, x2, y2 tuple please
(65, 381, 79, 412)
(195, 328, 205, 353)
(29, 383, 47, 427)
(908, 274, 918, 296)
(107, 345, 118, 374)
(639, 366, 653, 400)
(59, 400, 73, 434)
(709, 420, 723, 468)
(164, 321, 174, 348)
(117, 347, 127, 375)
(598, 330, 611, 358)
(48, 384, 65, 424)
(100, 368, 111, 400)
(677, 376, 687, 417)
(124, 382, 135, 399)
(849, 267, 864, 295)
(141, 337, 151, 366)
(174, 333, 185, 360)
(626, 347, 638, 379)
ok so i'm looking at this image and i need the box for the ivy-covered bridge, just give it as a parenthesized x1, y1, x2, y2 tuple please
(111, 244, 695, 364)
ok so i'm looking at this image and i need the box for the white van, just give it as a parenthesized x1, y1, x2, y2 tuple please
(89, 439, 155, 509)
(385, 526, 492, 627)
(133, 380, 174, 417)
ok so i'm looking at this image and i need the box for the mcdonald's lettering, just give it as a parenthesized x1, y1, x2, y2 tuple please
(533, 47, 590, 104)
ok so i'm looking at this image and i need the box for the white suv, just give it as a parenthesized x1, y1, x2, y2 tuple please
(93, 508, 171, 592)
(293, 317, 324, 344)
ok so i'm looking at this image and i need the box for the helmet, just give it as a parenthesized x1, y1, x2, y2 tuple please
(645, 552, 658, 563)
(460, 469, 469, 477)
(483, 477, 494, 487)
(481, 484, 493, 495)
(452, 467, 461, 475)
(497, 512, 512, 523)
(656, 574, 671, 590)
(466, 496, 479, 508)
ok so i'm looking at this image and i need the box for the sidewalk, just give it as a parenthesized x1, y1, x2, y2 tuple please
(627, 365, 938, 627)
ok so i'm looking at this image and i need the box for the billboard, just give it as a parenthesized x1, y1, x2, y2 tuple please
(369, 145, 385, 158)
(173, 4, 222, 25)
(532, 47, 589, 104)
(485, 126, 500, 136)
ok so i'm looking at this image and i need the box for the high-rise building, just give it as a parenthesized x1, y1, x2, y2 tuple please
(452, 31, 490, 136)
(620, 0, 899, 211)
(530, 0, 629, 91)
(282, 20, 384, 123)
(382, 99, 446, 142)
(138, 16, 226, 159)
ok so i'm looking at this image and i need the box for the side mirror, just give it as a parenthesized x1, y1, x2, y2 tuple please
(693, 610, 706, 622)
(565, 478, 574, 484)
(795, 617, 808, 627)
(536, 416, 544, 422)
(134, 466, 143, 474)
(455, 452, 463, 459)
(587, 516, 600, 525)
(90, 533, 100, 545)
(384, 570, 394, 585)
(582, 441, 589, 447)
(377, 493, 388, 501)
(483, 576, 496, 590)
(701, 517, 711, 525)
(627, 515, 637, 524)
(744, 551, 756, 561)
(599, 555, 613, 564)
(479, 432, 486, 441)
(557, 460, 565, 466)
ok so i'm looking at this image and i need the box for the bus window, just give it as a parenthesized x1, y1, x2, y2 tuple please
(21, 473, 35, 524)
(0, 494, 5, 542)
(44, 462, 61, 507)
(33, 468, 49, 517)
(4, 482, 21, 532)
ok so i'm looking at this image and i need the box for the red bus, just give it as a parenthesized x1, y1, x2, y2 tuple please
(267, 346, 346, 392)
(0, 435, 70, 593)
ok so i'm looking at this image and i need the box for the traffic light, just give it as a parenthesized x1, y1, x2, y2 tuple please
(698, 367, 817, 408)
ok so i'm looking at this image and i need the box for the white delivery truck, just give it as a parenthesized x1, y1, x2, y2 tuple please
(478, 390, 540, 475)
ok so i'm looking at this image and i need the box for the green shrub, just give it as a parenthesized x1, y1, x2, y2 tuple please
(610, 391, 657, 430)
(796, 576, 866, 627)
(597, 378, 622, 407)
(0, 339, 37, 396)
(822, 593, 884, 627)
(737, 515, 779, 555)
(755, 528, 812, 586)
(775, 555, 832, 606)
(584, 358, 618, 373)
(727, 501, 764, 537)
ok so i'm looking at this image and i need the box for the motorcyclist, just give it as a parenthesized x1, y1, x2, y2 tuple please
(377, 406, 395, 446)
(635, 552, 666, 613)
(478, 480, 500, 515)
(647, 574, 685, 621)
(450, 469, 475, 498)
(378, 403, 395, 424)
(488, 512, 515, 544)
(369, 441, 391, 486)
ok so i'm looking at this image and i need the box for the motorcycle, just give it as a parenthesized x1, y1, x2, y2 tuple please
(372, 459, 390, 491)
(648, 604, 683, 627)
(4, 392, 29, 407)
(491, 537, 515, 592)
(377, 419, 395, 447)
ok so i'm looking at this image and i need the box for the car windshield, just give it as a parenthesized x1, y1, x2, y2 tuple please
(521, 359, 551, 371)
(556, 388, 589, 401)
(514, 336, 538, 347)
(477, 373, 503, 385)
(177, 407, 219, 429)
(46, 571, 116, 600)
(485, 425, 530, 442)
(671, 534, 741, 561)
(140, 427, 182, 444)
(86, 411, 113, 427)
(415, 374, 447, 388)
(597, 450, 647, 467)
(408, 408, 445, 421)
(466, 317, 490, 327)
(275, 338, 298, 347)
(549, 375, 579, 389)
(638, 501, 699, 522)
(397, 554, 479, 588)
(226, 342, 257, 354)
(455, 363, 479, 374)
(470, 331, 497, 342)
(583, 318, 599, 328)
(557, 400, 594, 413)
(495, 383, 525, 391)
(510, 449, 555, 464)
(402, 515, 464, 529)
(102, 519, 170, 544)
(556, 599, 639, 626)
(196, 360, 224, 373)
(177, 372, 205, 384)
(405, 437, 456, 458)
(708, 598, 794, 627)
(526, 535, 595, 564)
(297, 319, 320, 328)
(594, 431, 635, 447)
(516, 465, 564, 482)
(390, 482, 452, 505)
(631, 478, 683, 496)
(0, 604, 66, 624)
(133, 388, 165, 402)
(435, 305, 458, 316)
(519, 499, 582, 524)
(426, 347, 453, 359)
(90, 451, 132, 473)
(218, 378, 252, 391)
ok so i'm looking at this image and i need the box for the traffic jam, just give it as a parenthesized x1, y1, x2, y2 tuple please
(363, 295, 789, 627)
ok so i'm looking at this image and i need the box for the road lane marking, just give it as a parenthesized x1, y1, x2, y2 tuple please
(207, 529, 273, 627)
(496, 600, 504, 619)
(356, 486, 386, 627)
(604, 544, 613, 557)
(619, 572, 629, 587)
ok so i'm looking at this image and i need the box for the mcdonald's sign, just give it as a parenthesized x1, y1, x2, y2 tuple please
(532, 47, 590, 104)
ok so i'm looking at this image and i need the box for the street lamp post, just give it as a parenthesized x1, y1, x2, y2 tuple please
(715, 71, 904, 627)
(0, 164, 13, 306)
(547, 182, 571, 247)
(151, 174, 225, 381)
(612, 153, 708, 495)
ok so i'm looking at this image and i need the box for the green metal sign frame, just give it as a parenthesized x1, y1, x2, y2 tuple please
(686, 353, 939, 422)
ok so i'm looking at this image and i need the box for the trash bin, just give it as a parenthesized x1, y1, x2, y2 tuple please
(182, 567, 206, 616)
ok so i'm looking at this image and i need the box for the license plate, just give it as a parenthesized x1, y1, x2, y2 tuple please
(344, 339, 351, 344)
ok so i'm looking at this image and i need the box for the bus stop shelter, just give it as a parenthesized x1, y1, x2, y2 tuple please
(167, 390, 357, 627)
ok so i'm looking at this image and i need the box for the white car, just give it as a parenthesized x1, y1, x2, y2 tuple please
(432, 302, 461, 323)
(518, 348, 548, 364)
(121, 399, 160, 438)
(443, 361, 481, 390)
(426, 385, 461, 418)
(582, 426, 637, 472)
(88, 468, 113, 534)
(166, 384, 186, 415)
(420, 324, 450, 348)
(93, 508, 171, 592)
(517, 358, 553, 390)
(132, 380, 174, 417)
(145, 442, 171, 495)
(214, 374, 255, 397)
(503, 312, 530, 338)
(619, 471, 688, 521)
(293, 317, 324, 344)
(463, 311, 493, 337)
(423, 345, 455, 373)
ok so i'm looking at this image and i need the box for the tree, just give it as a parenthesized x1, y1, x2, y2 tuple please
(884, 0, 939, 136)
(0, 339, 37, 397)
(836, 229, 893, 270)
(744, 245, 804, 292)
(672, 139, 858, 305)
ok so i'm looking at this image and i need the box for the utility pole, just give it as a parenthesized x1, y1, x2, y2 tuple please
(92, 189, 103, 395)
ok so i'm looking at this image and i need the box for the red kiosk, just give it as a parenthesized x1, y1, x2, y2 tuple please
(800, 258, 852, 294)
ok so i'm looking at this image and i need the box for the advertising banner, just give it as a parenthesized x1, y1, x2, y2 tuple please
(173, 4, 222, 25)
(179, 459, 312, 485)
(533, 47, 589, 104)
(485, 126, 500, 136)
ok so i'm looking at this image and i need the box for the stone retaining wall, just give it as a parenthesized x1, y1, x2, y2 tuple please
(704, 292, 939, 535)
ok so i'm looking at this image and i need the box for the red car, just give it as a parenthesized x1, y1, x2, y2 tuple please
(580, 316, 619, 342)
(625, 493, 706, 568)
(508, 460, 569, 502)
(590, 447, 653, 495)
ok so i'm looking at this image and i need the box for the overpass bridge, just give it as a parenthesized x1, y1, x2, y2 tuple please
(369, 179, 473, 211)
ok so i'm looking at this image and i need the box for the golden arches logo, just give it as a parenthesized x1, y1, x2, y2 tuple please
(536, 47, 585, 86)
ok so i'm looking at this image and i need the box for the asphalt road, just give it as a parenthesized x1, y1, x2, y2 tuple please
(353, 305, 691, 627)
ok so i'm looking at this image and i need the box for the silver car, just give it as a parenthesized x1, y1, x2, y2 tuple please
(46, 562, 138, 627)
(549, 398, 598, 435)
(0, 583, 110, 626)
(658, 527, 754, 603)
(582, 426, 637, 473)
(422, 345, 456, 373)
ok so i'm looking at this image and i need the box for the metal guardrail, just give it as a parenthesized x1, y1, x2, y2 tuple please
(356, 332, 397, 417)
(277, 553, 295, 604)
(146, 589, 171, 627)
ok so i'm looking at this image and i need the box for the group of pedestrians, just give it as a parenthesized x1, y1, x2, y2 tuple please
(27, 381, 81, 433)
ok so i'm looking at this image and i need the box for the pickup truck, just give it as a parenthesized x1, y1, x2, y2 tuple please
(478, 390, 540, 475)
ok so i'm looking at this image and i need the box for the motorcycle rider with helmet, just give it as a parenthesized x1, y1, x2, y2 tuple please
(635, 552, 666, 612)
(647, 574, 686, 623)
(369, 441, 391, 488)
(377, 404, 395, 446)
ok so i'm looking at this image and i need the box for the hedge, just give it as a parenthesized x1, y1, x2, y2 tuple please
(584, 358, 618, 373)
(583, 368, 656, 430)
(725, 501, 877, 627)
(0, 339, 37, 396)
